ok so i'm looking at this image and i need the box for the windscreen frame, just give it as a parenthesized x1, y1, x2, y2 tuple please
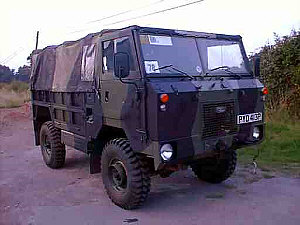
(135, 29, 252, 79)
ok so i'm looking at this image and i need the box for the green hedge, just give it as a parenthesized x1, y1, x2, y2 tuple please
(259, 30, 300, 119)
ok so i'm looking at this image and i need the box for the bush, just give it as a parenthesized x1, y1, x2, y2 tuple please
(259, 30, 300, 119)
(0, 81, 30, 108)
(0, 81, 29, 92)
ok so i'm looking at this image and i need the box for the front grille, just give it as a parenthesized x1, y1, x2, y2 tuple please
(202, 102, 237, 139)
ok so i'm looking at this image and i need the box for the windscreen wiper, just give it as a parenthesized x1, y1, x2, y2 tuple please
(206, 66, 230, 74)
(205, 66, 241, 79)
(152, 64, 195, 80)
(222, 69, 241, 79)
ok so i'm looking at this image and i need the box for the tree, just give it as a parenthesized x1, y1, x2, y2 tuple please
(0, 64, 14, 82)
(15, 65, 30, 82)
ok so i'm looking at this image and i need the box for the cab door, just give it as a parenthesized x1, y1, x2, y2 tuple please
(100, 33, 145, 148)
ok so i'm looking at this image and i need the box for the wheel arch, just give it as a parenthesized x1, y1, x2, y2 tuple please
(33, 105, 52, 145)
(92, 125, 127, 154)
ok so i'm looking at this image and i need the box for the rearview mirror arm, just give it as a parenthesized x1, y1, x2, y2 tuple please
(118, 67, 141, 101)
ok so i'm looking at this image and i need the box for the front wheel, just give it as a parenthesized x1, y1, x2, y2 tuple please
(191, 150, 237, 184)
(101, 138, 151, 210)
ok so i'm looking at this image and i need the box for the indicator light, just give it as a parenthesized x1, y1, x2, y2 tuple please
(262, 87, 268, 95)
(160, 94, 169, 103)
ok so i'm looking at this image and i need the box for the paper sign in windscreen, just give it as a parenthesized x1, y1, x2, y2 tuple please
(148, 35, 173, 46)
(144, 61, 160, 73)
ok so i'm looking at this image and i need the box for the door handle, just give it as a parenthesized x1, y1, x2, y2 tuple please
(105, 91, 109, 102)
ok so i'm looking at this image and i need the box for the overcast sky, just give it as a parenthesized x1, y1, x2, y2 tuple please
(1, 0, 299, 70)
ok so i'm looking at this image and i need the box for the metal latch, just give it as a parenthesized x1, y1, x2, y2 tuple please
(136, 129, 147, 142)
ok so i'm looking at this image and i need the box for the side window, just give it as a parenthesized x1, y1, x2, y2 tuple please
(115, 37, 134, 70)
(81, 44, 96, 81)
(102, 40, 114, 72)
(102, 36, 134, 75)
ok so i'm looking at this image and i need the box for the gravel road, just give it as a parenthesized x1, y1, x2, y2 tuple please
(0, 106, 299, 225)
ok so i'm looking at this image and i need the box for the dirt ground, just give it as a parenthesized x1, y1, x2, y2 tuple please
(1, 105, 300, 225)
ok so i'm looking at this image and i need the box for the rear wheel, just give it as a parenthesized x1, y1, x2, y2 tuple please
(40, 121, 66, 168)
(191, 150, 237, 183)
(101, 138, 150, 210)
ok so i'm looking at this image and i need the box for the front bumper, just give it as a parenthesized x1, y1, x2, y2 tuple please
(145, 122, 265, 169)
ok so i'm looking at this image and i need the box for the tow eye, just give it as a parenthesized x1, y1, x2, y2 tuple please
(252, 145, 260, 174)
(252, 160, 257, 174)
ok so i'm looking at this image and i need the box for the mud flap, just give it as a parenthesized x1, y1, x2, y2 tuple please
(90, 152, 101, 174)
(89, 138, 107, 174)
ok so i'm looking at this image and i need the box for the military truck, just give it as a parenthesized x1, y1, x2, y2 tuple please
(30, 25, 266, 209)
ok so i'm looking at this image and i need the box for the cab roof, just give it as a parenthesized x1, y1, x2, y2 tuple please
(33, 25, 242, 54)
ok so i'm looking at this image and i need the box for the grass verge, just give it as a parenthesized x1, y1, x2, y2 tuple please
(0, 81, 30, 108)
(238, 113, 300, 176)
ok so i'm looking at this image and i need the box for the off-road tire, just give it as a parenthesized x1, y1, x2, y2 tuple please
(191, 150, 237, 184)
(101, 138, 151, 210)
(40, 121, 66, 169)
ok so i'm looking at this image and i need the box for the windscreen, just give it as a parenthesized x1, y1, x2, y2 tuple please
(197, 39, 247, 73)
(140, 35, 202, 75)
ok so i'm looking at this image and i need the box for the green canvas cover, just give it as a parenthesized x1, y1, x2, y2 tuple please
(30, 32, 105, 92)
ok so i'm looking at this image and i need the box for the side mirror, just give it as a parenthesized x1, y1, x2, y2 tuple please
(252, 55, 260, 77)
(114, 52, 130, 78)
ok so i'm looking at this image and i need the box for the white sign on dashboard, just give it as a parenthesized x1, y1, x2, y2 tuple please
(148, 35, 173, 46)
(144, 61, 160, 74)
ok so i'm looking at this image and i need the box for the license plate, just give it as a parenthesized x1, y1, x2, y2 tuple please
(237, 112, 262, 124)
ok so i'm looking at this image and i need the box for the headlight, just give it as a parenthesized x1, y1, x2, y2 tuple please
(252, 126, 260, 139)
(160, 144, 173, 161)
